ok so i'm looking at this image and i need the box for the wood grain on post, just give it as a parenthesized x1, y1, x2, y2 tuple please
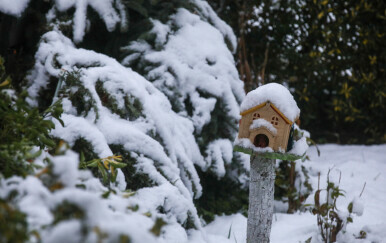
(247, 155, 276, 243)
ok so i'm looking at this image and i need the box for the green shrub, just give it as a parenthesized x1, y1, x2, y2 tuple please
(0, 56, 63, 178)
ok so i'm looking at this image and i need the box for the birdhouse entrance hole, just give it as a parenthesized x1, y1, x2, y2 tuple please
(254, 134, 269, 148)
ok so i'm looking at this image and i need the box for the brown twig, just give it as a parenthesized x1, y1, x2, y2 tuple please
(260, 42, 270, 85)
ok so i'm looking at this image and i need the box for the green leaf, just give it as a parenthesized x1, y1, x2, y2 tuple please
(0, 78, 10, 88)
(75, 184, 86, 189)
(127, 204, 139, 211)
(102, 191, 111, 198)
(111, 166, 117, 183)
(25, 149, 42, 160)
(38, 134, 55, 148)
(86, 159, 99, 167)
(80, 152, 85, 163)
(97, 162, 108, 184)
(57, 117, 65, 127)
(150, 218, 167, 236)
(109, 160, 127, 168)
(347, 202, 353, 213)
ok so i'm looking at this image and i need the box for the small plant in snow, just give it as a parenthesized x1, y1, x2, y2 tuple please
(275, 160, 312, 213)
(310, 169, 364, 243)
(275, 125, 314, 213)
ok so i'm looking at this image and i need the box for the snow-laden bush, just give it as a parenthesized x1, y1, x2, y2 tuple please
(0, 147, 182, 243)
(123, 5, 243, 138)
(1, 0, 249, 240)
(27, 29, 204, 233)
(120, 0, 250, 221)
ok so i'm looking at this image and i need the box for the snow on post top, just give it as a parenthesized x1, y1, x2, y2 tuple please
(240, 83, 300, 122)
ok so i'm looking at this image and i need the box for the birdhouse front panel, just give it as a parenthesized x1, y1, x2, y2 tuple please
(235, 83, 301, 155)
(238, 102, 292, 152)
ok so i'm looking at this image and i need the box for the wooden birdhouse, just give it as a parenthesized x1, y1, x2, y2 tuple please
(235, 83, 300, 153)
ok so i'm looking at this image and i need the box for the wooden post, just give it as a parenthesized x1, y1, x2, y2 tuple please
(247, 155, 276, 243)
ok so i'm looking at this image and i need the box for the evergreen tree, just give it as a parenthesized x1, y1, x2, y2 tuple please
(120, 0, 249, 220)
(0, 0, 249, 239)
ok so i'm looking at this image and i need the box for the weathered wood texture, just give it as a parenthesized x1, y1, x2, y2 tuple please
(247, 156, 276, 243)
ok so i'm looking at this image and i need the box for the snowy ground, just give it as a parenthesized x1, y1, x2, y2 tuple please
(205, 144, 386, 243)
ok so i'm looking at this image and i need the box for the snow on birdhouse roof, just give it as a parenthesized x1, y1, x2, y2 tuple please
(240, 83, 300, 122)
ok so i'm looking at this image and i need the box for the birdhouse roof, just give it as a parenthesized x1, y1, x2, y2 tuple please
(240, 83, 300, 123)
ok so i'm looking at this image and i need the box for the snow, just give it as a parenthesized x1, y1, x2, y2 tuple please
(49, 0, 124, 43)
(0, 0, 125, 42)
(121, 6, 247, 180)
(234, 138, 274, 153)
(204, 139, 233, 178)
(0, 149, 173, 243)
(352, 196, 364, 216)
(4, 1, 384, 243)
(249, 118, 277, 135)
(26, 29, 206, 237)
(205, 214, 246, 243)
(0, 0, 30, 16)
(240, 83, 300, 122)
(205, 144, 386, 243)
(122, 8, 244, 134)
(17, 2, 248, 239)
(191, 0, 237, 52)
(50, 150, 80, 187)
(289, 136, 308, 156)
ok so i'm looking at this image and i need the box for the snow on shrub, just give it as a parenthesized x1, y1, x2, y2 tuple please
(27, 29, 205, 237)
(0, 0, 127, 42)
(0, 149, 170, 243)
(2, 0, 249, 239)
(122, 6, 246, 179)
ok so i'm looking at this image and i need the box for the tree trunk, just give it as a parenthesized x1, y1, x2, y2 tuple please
(247, 156, 276, 243)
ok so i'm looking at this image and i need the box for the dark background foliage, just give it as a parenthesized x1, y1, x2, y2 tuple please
(208, 0, 386, 144)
